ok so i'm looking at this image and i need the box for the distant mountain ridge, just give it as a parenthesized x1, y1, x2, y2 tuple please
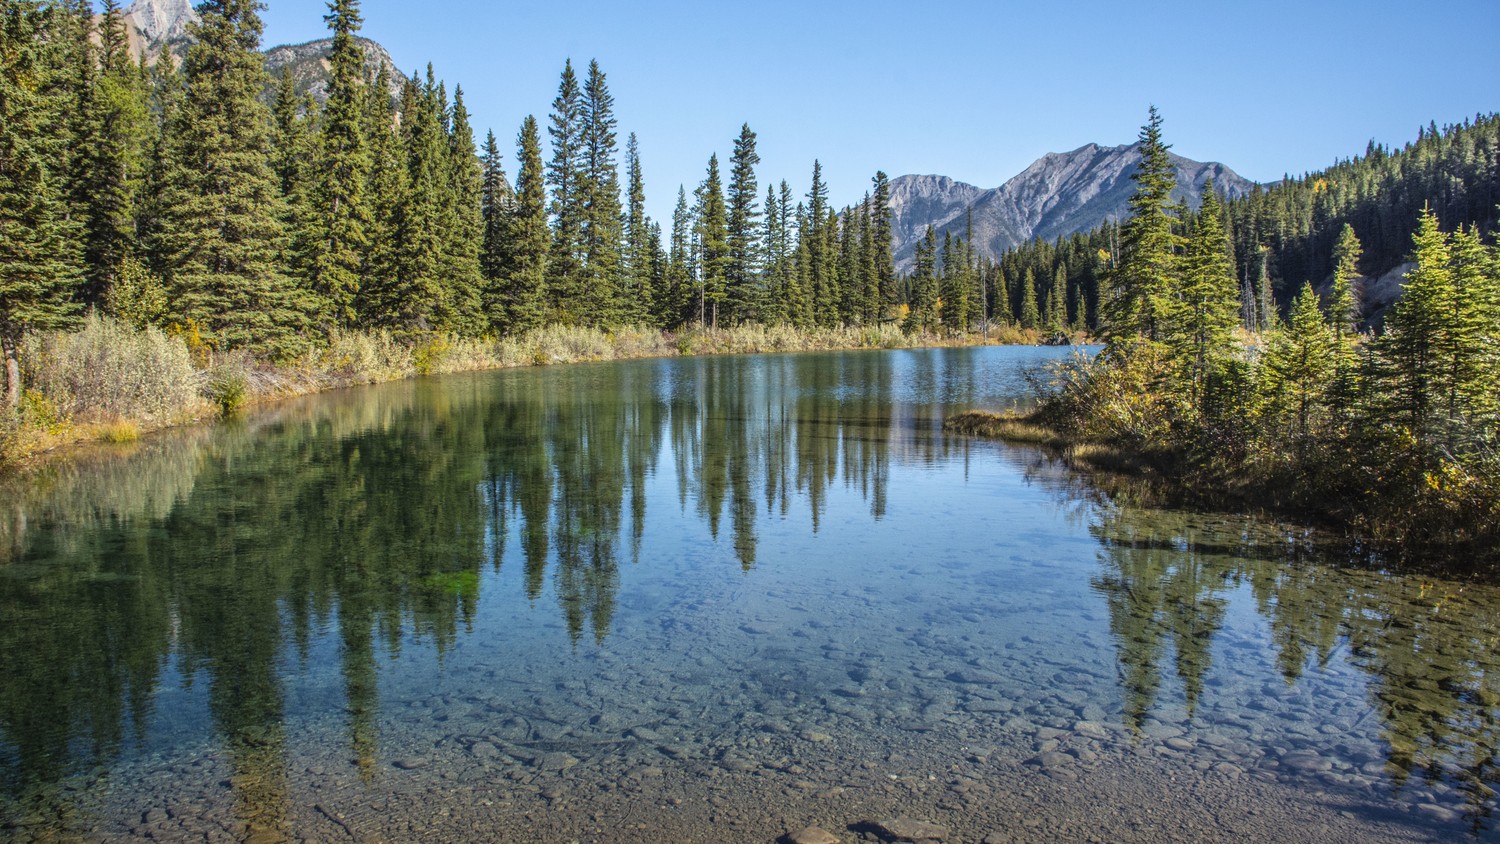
(889, 143, 1256, 270)
(122, 0, 404, 102)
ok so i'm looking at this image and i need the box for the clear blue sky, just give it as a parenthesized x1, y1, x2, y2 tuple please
(259, 0, 1500, 223)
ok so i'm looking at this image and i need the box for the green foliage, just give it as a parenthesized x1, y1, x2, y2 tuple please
(0, 0, 83, 406)
(106, 256, 169, 329)
(725, 123, 761, 322)
(1103, 106, 1181, 344)
(153, 0, 307, 356)
(695, 153, 729, 327)
(205, 364, 248, 417)
(304, 0, 372, 330)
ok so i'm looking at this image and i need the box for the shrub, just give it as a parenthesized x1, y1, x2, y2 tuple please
(22, 314, 199, 424)
(204, 364, 248, 417)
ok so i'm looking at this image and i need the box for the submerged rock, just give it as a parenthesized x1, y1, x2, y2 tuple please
(788, 824, 842, 843)
(872, 816, 948, 841)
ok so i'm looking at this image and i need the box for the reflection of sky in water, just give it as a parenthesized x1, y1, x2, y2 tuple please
(0, 346, 1495, 841)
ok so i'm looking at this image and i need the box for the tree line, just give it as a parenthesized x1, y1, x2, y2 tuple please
(5, 0, 1048, 411)
(992, 113, 1500, 337)
(1037, 107, 1500, 558)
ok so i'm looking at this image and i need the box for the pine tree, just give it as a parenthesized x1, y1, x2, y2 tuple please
(1171, 180, 1240, 405)
(870, 171, 896, 314)
(479, 129, 510, 327)
(1258, 282, 1336, 445)
(904, 227, 938, 333)
(761, 182, 785, 324)
(577, 59, 621, 326)
(441, 85, 485, 335)
(1328, 223, 1363, 339)
(499, 115, 547, 333)
(0, 0, 81, 405)
(1375, 206, 1492, 449)
(622, 132, 651, 324)
(305, 0, 372, 330)
(357, 62, 405, 326)
(1046, 264, 1067, 333)
(805, 161, 832, 325)
(665, 186, 693, 327)
(1019, 267, 1040, 330)
(155, 0, 306, 354)
(725, 123, 760, 322)
(546, 60, 583, 322)
(375, 69, 447, 331)
(1104, 106, 1181, 345)
(939, 233, 970, 333)
(79, 0, 150, 307)
(694, 153, 729, 327)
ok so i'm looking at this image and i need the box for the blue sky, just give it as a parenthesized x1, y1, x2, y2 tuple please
(259, 0, 1500, 223)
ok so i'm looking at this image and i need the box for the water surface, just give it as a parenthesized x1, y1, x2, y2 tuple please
(1, 346, 1496, 843)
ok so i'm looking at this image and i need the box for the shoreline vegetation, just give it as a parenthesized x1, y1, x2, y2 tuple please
(948, 109, 1500, 571)
(0, 317, 1056, 470)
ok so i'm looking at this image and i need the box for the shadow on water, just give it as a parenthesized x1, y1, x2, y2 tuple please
(0, 347, 1498, 838)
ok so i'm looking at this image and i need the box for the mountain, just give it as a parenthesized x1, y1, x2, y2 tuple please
(888, 143, 1256, 270)
(263, 38, 405, 103)
(122, 0, 404, 102)
(121, 0, 196, 64)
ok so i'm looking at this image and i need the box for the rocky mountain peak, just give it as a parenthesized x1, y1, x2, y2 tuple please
(123, 0, 199, 64)
(887, 144, 1256, 270)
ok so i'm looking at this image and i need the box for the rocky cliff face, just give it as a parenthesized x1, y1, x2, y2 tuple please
(889, 144, 1257, 270)
(122, 0, 403, 103)
(123, 0, 197, 64)
(263, 37, 406, 103)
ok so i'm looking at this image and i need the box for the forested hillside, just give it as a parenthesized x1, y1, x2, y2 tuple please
(984, 115, 1500, 332)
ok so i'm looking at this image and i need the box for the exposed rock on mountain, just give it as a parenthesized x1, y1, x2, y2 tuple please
(889, 144, 1256, 270)
(122, 0, 197, 64)
(122, 0, 404, 103)
(263, 37, 405, 103)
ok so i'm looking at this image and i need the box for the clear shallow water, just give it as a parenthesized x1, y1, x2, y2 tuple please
(0, 346, 1497, 843)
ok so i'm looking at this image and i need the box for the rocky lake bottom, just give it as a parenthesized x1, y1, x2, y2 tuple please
(2, 348, 1495, 842)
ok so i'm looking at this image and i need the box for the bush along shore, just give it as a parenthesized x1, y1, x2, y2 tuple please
(0, 316, 1056, 469)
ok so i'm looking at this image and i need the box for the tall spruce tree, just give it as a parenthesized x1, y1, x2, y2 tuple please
(305, 0, 372, 329)
(479, 129, 511, 326)
(694, 153, 729, 327)
(577, 59, 621, 325)
(378, 69, 447, 331)
(500, 115, 547, 333)
(871, 171, 896, 314)
(357, 62, 405, 325)
(904, 226, 938, 333)
(665, 186, 693, 327)
(725, 123, 761, 323)
(622, 132, 651, 324)
(546, 60, 583, 322)
(155, 0, 306, 354)
(805, 161, 837, 325)
(1019, 267, 1040, 330)
(0, 0, 81, 405)
(441, 85, 485, 334)
(79, 0, 149, 307)
(1171, 181, 1239, 406)
(1327, 223, 1363, 339)
(1104, 106, 1181, 345)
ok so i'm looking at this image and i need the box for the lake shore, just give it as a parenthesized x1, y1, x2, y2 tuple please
(945, 407, 1500, 575)
(2, 321, 1073, 472)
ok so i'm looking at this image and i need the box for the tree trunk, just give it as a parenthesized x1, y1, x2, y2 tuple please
(2, 332, 20, 409)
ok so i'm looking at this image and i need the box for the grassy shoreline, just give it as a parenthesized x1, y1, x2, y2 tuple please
(1, 319, 1060, 472)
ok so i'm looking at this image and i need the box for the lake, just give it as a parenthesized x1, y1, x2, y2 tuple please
(1, 346, 1496, 843)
